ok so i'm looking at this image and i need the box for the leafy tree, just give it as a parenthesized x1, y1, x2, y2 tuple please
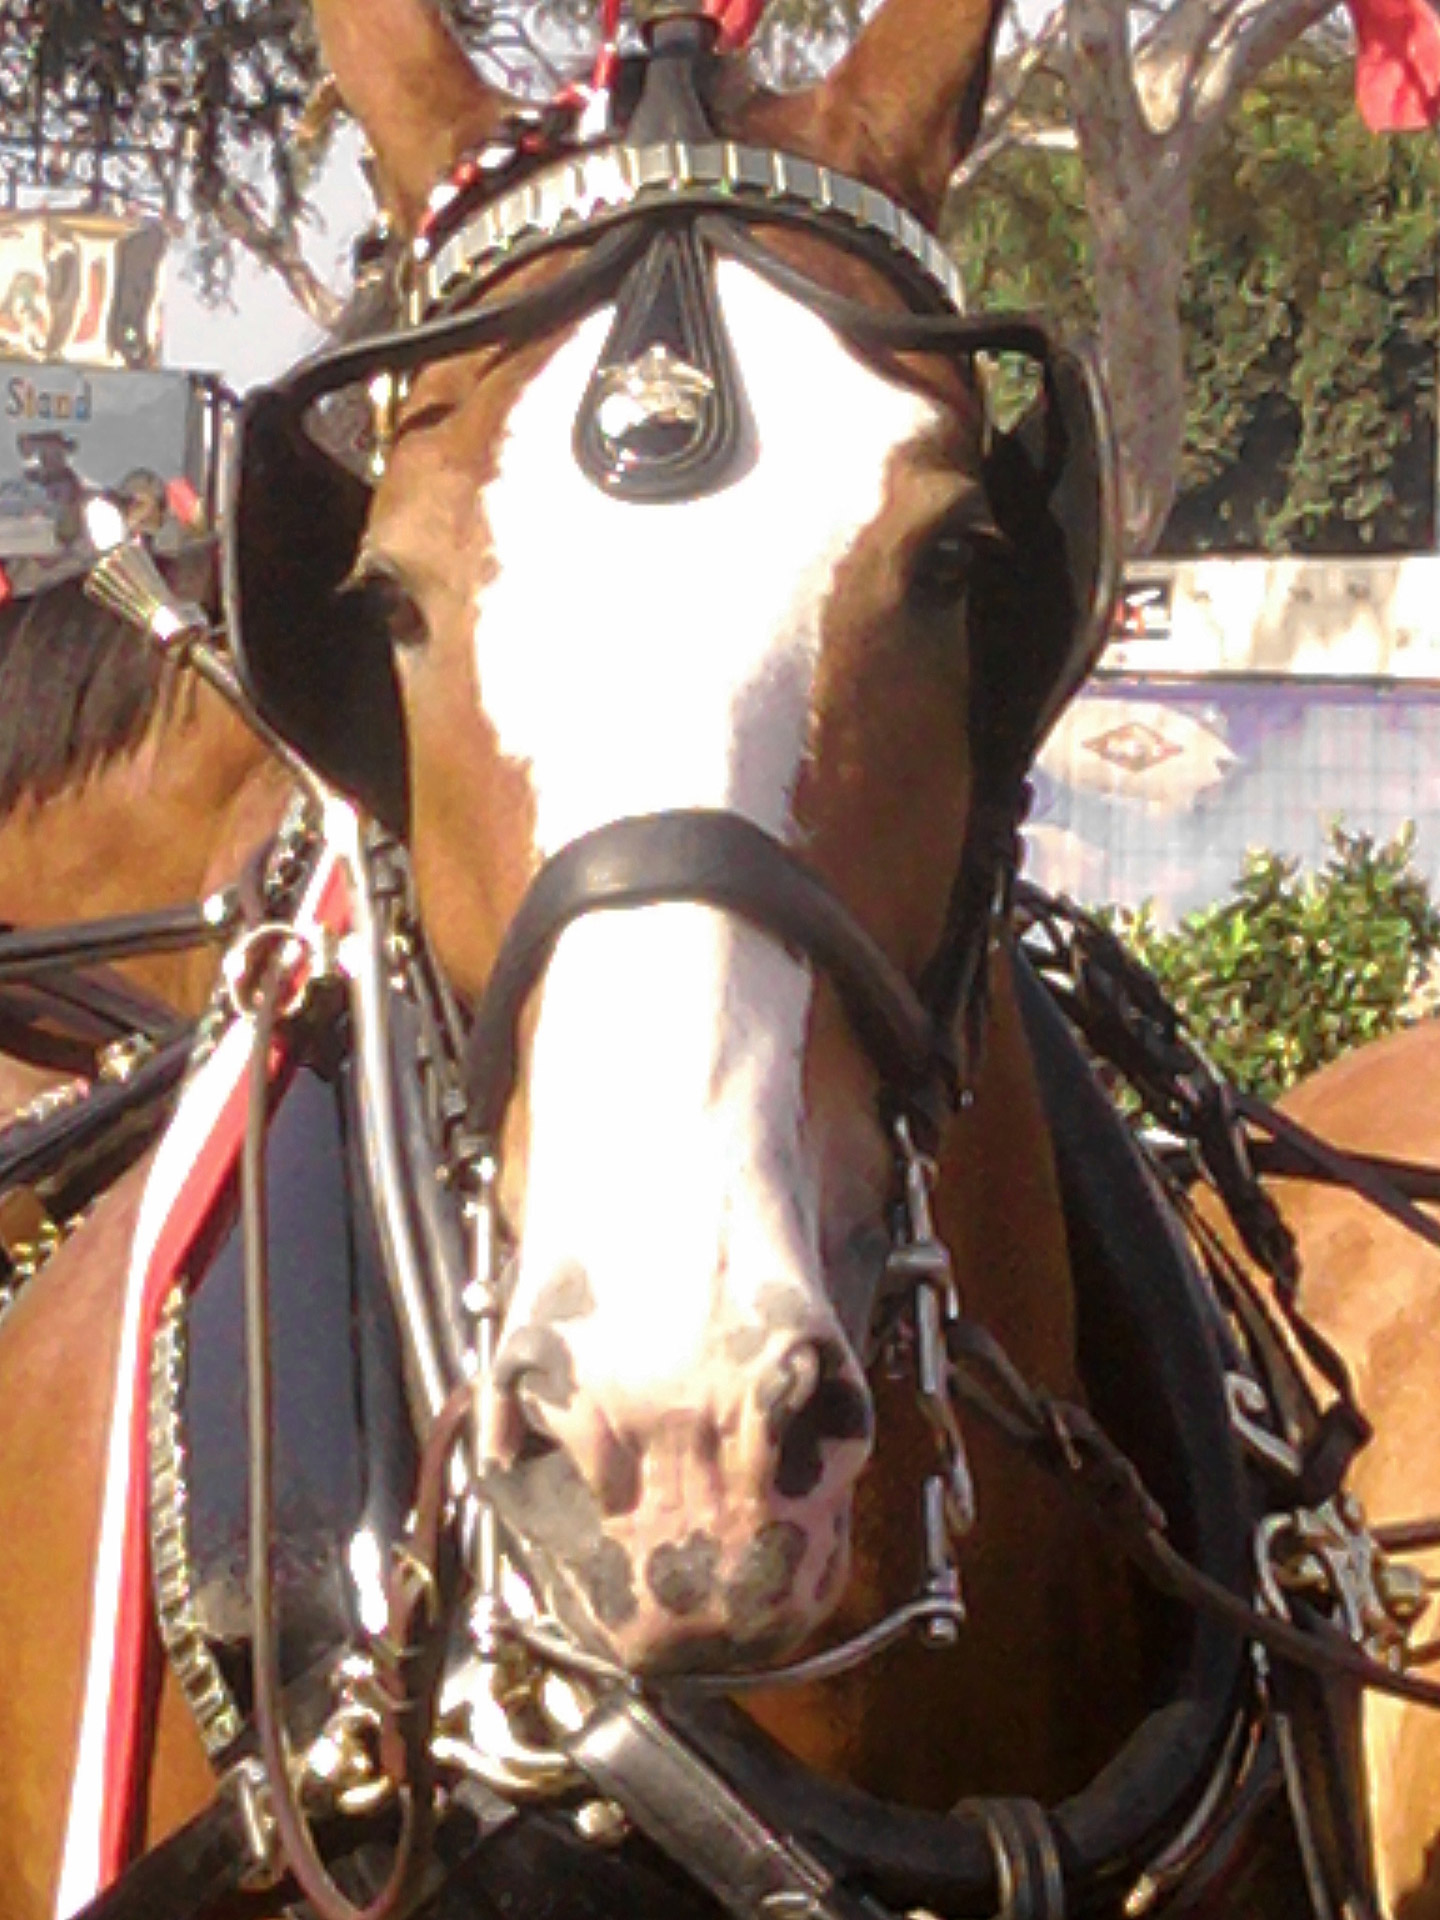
(1056, 0, 1343, 549)
(1107, 825, 1440, 1099)
(950, 47, 1439, 553)
(1174, 53, 1438, 551)
(0, 0, 502, 321)
(0, 0, 1409, 542)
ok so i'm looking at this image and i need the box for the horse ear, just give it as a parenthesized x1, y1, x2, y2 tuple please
(313, 0, 524, 231)
(740, 0, 1003, 225)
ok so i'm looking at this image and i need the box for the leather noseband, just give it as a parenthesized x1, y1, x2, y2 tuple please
(463, 809, 958, 1145)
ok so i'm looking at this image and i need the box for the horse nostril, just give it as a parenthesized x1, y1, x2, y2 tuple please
(495, 1324, 577, 1407)
(494, 1331, 573, 1469)
(494, 1324, 577, 1466)
(757, 1341, 823, 1425)
(761, 1340, 872, 1502)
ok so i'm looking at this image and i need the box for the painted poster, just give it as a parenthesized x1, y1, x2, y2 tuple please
(1027, 674, 1440, 920)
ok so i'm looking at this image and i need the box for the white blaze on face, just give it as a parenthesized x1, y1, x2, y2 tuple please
(475, 263, 939, 1384)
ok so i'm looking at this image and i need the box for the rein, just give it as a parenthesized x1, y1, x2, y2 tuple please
(0, 899, 237, 987)
(0, 900, 236, 1307)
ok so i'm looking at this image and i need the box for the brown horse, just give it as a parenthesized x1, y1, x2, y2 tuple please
(0, 557, 297, 1906)
(0, 553, 291, 1022)
(0, 550, 292, 1159)
(0, 3, 1310, 1916)
(1240, 1023, 1440, 1919)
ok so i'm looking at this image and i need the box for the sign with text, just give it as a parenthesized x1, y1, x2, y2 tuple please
(0, 360, 211, 580)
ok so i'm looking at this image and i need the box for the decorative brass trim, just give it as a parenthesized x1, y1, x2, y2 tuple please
(416, 140, 966, 323)
(593, 343, 714, 445)
(148, 1282, 245, 1759)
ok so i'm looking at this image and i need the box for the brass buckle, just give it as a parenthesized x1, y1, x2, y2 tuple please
(0, 1187, 63, 1284)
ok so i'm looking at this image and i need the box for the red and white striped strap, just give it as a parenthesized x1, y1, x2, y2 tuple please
(54, 805, 358, 1917)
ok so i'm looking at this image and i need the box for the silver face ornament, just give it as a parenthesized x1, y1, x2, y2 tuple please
(592, 344, 715, 451)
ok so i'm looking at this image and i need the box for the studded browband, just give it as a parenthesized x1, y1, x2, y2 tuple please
(408, 137, 969, 322)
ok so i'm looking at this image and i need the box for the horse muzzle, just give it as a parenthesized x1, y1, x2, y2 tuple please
(479, 1323, 874, 1671)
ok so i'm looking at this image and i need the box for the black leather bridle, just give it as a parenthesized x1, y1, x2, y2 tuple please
(462, 808, 962, 1148)
(209, 19, 1185, 1920)
(225, 24, 1116, 1141)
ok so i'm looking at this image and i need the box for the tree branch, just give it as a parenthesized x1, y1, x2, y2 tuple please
(983, 3, 1066, 129)
(948, 9, 1069, 193)
(207, 181, 344, 332)
(1065, 0, 1150, 174)
(1194, 0, 1336, 128)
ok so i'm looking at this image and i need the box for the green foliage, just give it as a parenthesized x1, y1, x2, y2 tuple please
(1175, 54, 1439, 553)
(946, 93, 1094, 332)
(944, 81, 1094, 431)
(947, 49, 1439, 553)
(1105, 825, 1440, 1100)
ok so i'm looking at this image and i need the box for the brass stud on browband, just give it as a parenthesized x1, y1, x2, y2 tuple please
(368, 371, 400, 478)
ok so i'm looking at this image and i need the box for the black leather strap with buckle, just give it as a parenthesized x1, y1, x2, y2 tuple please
(571, 1693, 891, 1920)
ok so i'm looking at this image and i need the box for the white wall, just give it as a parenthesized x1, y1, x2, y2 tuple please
(1106, 554, 1440, 682)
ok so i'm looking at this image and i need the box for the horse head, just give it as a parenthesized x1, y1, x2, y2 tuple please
(229, 0, 1114, 1675)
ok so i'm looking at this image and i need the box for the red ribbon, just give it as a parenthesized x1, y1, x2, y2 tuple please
(704, 0, 768, 49)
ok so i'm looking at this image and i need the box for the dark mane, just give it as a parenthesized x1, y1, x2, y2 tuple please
(0, 548, 213, 820)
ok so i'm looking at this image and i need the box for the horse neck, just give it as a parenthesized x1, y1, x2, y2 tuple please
(0, 682, 292, 1019)
(937, 946, 1081, 1387)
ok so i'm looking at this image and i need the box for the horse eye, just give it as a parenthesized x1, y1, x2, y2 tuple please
(909, 527, 979, 611)
(342, 565, 430, 652)
(910, 520, 1012, 617)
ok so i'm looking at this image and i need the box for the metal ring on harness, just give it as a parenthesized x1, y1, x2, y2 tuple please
(222, 922, 327, 1022)
(962, 1798, 1066, 1920)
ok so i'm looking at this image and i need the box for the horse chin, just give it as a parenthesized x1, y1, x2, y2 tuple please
(484, 1453, 856, 1677)
(529, 1538, 850, 1678)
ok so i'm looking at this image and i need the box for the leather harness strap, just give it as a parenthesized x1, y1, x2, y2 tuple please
(66, 1796, 255, 1920)
(0, 905, 216, 1078)
(0, 1026, 198, 1259)
(1238, 1091, 1440, 1247)
(0, 898, 238, 988)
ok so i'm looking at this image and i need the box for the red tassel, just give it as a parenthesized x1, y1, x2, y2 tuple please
(1346, 0, 1440, 131)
